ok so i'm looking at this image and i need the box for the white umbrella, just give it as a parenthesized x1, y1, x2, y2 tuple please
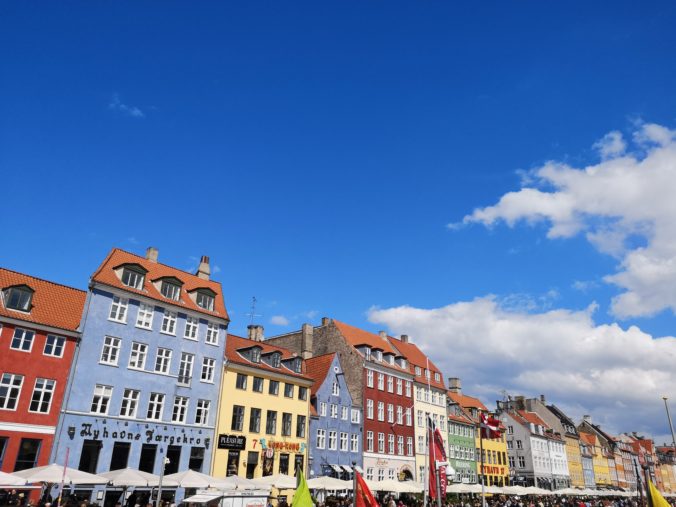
(502, 485, 529, 495)
(485, 485, 503, 494)
(395, 482, 424, 494)
(307, 476, 351, 490)
(13, 464, 108, 485)
(249, 474, 296, 489)
(0, 470, 27, 486)
(215, 475, 260, 490)
(163, 469, 227, 488)
(524, 486, 553, 496)
(99, 468, 177, 487)
(447, 483, 482, 494)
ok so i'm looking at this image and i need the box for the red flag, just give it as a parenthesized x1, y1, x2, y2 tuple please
(355, 472, 379, 507)
(480, 413, 502, 439)
(428, 421, 448, 500)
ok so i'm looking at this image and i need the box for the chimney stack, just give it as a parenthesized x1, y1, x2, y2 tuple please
(448, 377, 462, 394)
(196, 255, 211, 280)
(247, 324, 264, 342)
(400, 334, 409, 343)
(540, 394, 546, 404)
(583, 414, 592, 424)
(301, 323, 314, 359)
(515, 396, 526, 410)
(321, 317, 331, 326)
(379, 330, 388, 341)
(146, 247, 159, 263)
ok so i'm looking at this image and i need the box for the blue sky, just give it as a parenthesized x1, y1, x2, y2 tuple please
(2, 2, 676, 440)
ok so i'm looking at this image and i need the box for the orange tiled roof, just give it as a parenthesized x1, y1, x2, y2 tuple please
(580, 432, 596, 446)
(387, 336, 446, 390)
(516, 410, 549, 428)
(91, 248, 229, 320)
(305, 353, 336, 396)
(447, 391, 489, 413)
(0, 268, 86, 333)
(448, 412, 475, 425)
(225, 333, 311, 381)
(333, 319, 398, 355)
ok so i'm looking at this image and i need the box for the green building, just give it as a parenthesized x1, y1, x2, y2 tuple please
(447, 400, 478, 483)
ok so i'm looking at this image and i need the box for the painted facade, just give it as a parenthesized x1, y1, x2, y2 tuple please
(306, 353, 362, 479)
(51, 248, 228, 504)
(579, 437, 596, 488)
(447, 402, 477, 484)
(212, 328, 311, 479)
(0, 269, 85, 476)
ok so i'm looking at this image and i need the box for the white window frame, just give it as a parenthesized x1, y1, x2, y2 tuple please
(147, 392, 165, 420)
(43, 334, 65, 358)
(366, 370, 374, 387)
(397, 405, 403, 425)
(196, 291, 215, 311)
(387, 376, 393, 392)
(109, 296, 128, 323)
(205, 322, 219, 345)
(100, 336, 121, 366)
(378, 432, 385, 454)
(366, 431, 374, 452)
(136, 302, 154, 330)
(201, 357, 216, 383)
(351, 433, 359, 452)
(128, 342, 148, 370)
(377, 373, 384, 390)
(396, 378, 402, 395)
(340, 432, 348, 452)
(332, 381, 340, 396)
(341, 406, 348, 420)
(28, 378, 55, 414)
(184, 316, 199, 340)
(121, 268, 144, 289)
(320, 402, 327, 416)
(161, 281, 181, 301)
(377, 402, 384, 421)
(387, 403, 394, 423)
(388, 434, 395, 454)
(195, 399, 210, 425)
(351, 408, 360, 423)
(120, 388, 140, 418)
(405, 407, 412, 426)
(330, 403, 338, 418)
(316, 429, 326, 449)
(178, 352, 195, 386)
(91, 384, 112, 415)
(10, 328, 35, 352)
(161, 310, 177, 335)
(328, 430, 337, 450)
(172, 396, 189, 423)
(155, 347, 172, 374)
(366, 399, 374, 419)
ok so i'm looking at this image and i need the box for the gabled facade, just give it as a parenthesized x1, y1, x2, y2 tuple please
(578, 417, 614, 487)
(579, 433, 596, 488)
(578, 426, 611, 487)
(266, 318, 417, 482)
(447, 399, 477, 484)
(212, 326, 312, 479)
(305, 353, 361, 479)
(51, 248, 229, 503)
(545, 403, 584, 488)
(0, 269, 85, 473)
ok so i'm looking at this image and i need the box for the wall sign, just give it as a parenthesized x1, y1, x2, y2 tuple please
(218, 434, 247, 450)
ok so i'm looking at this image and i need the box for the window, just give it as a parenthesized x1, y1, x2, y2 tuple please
(374, 350, 382, 361)
(332, 381, 340, 396)
(184, 316, 199, 340)
(378, 433, 385, 453)
(205, 322, 219, 345)
(120, 389, 140, 418)
(90, 385, 112, 414)
(282, 413, 292, 436)
(147, 393, 165, 420)
(161, 280, 181, 301)
(128, 342, 148, 370)
(434, 372, 440, 382)
(340, 432, 348, 451)
(4, 287, 32, 311)
(516, 440, 523, 449)
(232, 405, 245, 431)
(296, 415, 306, 438)
(417, 410, 424, 427)
(328, 431, 337, 450)
(406, 408, 412, 426)
(195, 399, 210, 425)
(29, 378, 55, 413)
(109, 296, 128, 323)
(320, 402, 327, 416)
(266, 410, 277, 434)
(507, 425, 514, 434)
(377, 401, 384, 421)
(398, 435, 404, 455)
(155, 348, 172, 374)
(366, 399, 373, 419)
(415, 366, 422, 376)
(351, 408, 360, 423)
(161, 310, 177, 334)
(366, 431, 374, 452)
(341, 406, 348, 420)
(518, 456, 526, 468)
(196, 291, 215, 311)
(135, 302, 154, 329)
(387, 376, 393, 392)
(407, 437, 413, 456)
(178, 352, 194, 385)
(509, 456, 515, 468)
(397, 406, 403, 425)
(15, 438, 41, 471)
(366, 370, 374, 387)
(100, 336, 121, 365)
(388, 469, 395, 480)
(138, 444, 157, 473)
(271, 353, 281, 368)
(11, 328, 34, 351)
(351, 434, 359, 452)
(507, 440, 513, 449)
(249, 407, 261, 432)
(110, 442, 131, 471)
(298, 386, 307, 400)
(251, 348, 261, 363)
(316, 429, 326, 449)
(396, 378, 402, 395)
(330, 404, 338, 418)
(172, 396, 189, 423)
(44, 335, 65, 357)
(387, 404, 394, 423)
(418, 436, 425, 453)
(377, 373, 384, 390)
(236, 373, 248, 390)
(269, 380, 279, 395)
(292, 358, 302, 373)
(121, 268, 144, 289)
(284, 383, 294, 398)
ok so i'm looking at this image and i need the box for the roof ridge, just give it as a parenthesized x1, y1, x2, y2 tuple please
(0, 267, 86, 294)
(305, 352, 337, 362)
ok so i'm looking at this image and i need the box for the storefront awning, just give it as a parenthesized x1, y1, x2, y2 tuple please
(341, 465, 353, 473)
(330, 465, 343, 473)
(182, 494, 223, 504)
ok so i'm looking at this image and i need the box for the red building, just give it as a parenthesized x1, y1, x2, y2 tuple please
(0, 268, 85, 472)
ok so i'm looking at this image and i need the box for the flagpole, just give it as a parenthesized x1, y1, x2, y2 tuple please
(56, 447, 69, 507)
(633, 458, 643, 505)
(642, 465, 653, 507)
(424, 416, 429, 507)
(479, 422, 486, 507)
(352, 462, 357, 507)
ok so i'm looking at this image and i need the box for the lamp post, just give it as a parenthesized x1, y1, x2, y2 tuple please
(156, 453, 170, 507)
(662, 397, 676, 450)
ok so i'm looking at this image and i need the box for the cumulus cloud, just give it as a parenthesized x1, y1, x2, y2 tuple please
(270, 315, 290, 326)
(456, 122, 676, 318)
(368, 297, 676, 437)
(109, 93, 145, 118)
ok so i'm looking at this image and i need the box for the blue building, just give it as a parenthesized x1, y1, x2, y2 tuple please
(51, 248, 228, 504)
(305, 353, 362, 479)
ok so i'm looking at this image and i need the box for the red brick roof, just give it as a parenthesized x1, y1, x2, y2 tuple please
(334, 319, 398, 354)
(388, 336, 446, 390)
(225, 333, 312, 381)
(448, 412, 475, 425)
(447, 391, 489, 413)
(0, 268, 86, 333)
(516, 410, 548, 428)
(92, 248, 229, 320)
(580, 432, 596, 446)
(305, 353, 336, 396)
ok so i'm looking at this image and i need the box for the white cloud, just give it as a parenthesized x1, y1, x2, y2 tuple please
(571, 279, 600, 292)
(270, 315, 290, 326)
(593, 130, 626, 159)
(109, 93, 145, 118)
(457, 122, 676, 318)
(368, 297, 676, 438)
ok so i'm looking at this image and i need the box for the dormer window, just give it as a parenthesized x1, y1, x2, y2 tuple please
(434, 372, 440, 382)
(373, 350, 382, 362)
(385, 354, 394, 365)
(271, 352, 281, 368)
(161, 281, 181, 301)
(414, 366, 422, 376)
(364, 347, 371, 361)
(4, 286, 33, 312)
(121, 267, 145, 289)
(293, 358, 301, 373)
(398, 358, 407, 369)
(251, 347, 261, 363)
(196, 291, 215, 311)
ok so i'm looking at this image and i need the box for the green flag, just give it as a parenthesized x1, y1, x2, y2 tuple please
(291, 468, 313, 507)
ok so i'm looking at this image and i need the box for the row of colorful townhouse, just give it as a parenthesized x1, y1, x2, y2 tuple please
(1, 246, 674, 501)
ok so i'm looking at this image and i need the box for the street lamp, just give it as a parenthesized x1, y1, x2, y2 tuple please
(663, 397, 676, 450)
(156, 453, 170, 507)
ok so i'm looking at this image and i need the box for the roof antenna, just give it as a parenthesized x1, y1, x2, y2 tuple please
(246, 296, 262, 325)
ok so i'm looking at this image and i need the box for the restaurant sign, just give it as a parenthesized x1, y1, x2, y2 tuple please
(218, 434, 247, 450)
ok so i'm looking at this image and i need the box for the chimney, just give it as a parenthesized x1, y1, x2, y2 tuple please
(196, 255, 211, 280)
(247, 324, 264, 342)
(400, 334, 409, 343)
(540, 394, 546, 404)
(301, 323, 314, 359)
(515, 396, 526, 410)
(321, 317, 331, 326)
(379, 330, 388, 341)
(583, 415, 592, 424)
(448, 377, 462, 394)
(146, 247, 159, 263)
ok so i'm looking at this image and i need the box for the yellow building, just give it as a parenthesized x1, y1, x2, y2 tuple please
(580, 432, 611, 486)
(448, 383, 509, 486)
(564, 436, 585, 488)
(212, 327, 312, 479)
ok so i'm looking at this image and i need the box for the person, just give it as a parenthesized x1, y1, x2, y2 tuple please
(388, 497, 396, 507)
